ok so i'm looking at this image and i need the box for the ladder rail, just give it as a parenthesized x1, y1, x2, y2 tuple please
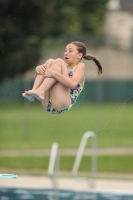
(48, 142, 59, 191)
(72, 131, 97, 188)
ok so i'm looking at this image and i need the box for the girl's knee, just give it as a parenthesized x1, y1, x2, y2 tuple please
(45, 59, 55, 65)
(55, 58, 64, 64)
(48, 59, 55, 62)
(51, 59, 67, 73)
(51, 59, 63, 67)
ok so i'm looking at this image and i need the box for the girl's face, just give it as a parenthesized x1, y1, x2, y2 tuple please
(64, 44, 82, 64)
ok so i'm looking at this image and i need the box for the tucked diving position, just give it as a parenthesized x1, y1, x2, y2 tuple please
(22, 41, 102, 114)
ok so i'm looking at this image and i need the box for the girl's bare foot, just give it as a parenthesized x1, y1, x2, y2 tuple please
(22, 92, 35, 102)
(25, 90, 45, 102)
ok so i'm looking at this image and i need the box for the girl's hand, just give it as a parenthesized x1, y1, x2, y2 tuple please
(44, 67, 53, 78)
(36, 64, 46, 75)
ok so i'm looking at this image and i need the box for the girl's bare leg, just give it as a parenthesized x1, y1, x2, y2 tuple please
(26, 59, 71, 110)
(32, 59, 54, 90)
(22, 74, 45, 101)
(22, 59, 54, 101)
(48, 60, 71, 110)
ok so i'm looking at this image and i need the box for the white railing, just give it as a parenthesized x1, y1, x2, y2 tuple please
(48, 142, 59, 199)
(72, 131, 97, 189)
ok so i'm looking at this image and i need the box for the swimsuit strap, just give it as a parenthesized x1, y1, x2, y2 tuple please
(71, 65, 77, 72)
(68, 65, 77, 77)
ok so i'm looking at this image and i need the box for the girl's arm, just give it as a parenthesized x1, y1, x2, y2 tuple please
(44, 63, 86, 89)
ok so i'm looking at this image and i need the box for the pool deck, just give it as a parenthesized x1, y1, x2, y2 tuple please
(0, 176, 133, 194)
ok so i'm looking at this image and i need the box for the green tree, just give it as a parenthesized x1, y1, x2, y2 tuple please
(0, 0, 109, 82)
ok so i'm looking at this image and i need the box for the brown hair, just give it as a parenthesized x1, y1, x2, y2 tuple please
(70, 41, 102, 76)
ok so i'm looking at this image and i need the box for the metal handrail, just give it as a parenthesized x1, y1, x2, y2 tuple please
(48, 142, 59, 191)
(72, 131, 97, 188)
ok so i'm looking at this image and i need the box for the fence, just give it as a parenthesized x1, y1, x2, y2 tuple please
(0, 78, 133, 102)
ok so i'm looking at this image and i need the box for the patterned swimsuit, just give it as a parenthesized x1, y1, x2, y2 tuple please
(46, 66, 83, 114)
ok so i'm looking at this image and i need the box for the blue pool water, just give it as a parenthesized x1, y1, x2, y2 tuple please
(0, 188, 133, 200)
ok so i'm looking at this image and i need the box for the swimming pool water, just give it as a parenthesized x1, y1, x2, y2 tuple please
(0, 188, 133, 200)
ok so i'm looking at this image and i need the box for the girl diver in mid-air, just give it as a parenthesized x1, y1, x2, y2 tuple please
(22, 41, 102, 114)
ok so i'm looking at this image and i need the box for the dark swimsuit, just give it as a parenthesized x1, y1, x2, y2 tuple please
(46, 65, 83, 114)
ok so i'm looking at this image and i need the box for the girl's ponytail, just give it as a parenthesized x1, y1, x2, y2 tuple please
(83, 53, 102, 76)
(70, 41, 103, 76)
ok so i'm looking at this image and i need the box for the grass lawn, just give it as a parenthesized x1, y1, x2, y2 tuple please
(0, 100, 133, 174)
(0, 101, 133, 149)
(0, 155, 133, 174)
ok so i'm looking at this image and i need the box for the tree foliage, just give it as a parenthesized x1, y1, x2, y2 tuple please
(0, 0, 109, 82)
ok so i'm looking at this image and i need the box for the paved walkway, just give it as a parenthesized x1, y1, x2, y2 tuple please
(1, 176, 133, 193)
(0, 147, 133, 156)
